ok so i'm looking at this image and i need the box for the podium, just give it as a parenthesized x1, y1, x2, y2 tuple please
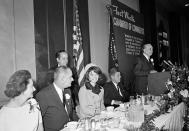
(148, 72, 170, 96)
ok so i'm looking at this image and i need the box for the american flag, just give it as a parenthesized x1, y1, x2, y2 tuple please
(73, 0, 85, 87)
(108, 15, 119, 71)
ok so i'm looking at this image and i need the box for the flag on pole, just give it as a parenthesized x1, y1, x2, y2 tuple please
(73, 0, 85, 87)
(108, 12, 119, 71)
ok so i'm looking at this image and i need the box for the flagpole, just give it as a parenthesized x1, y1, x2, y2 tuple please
(63, 0, 67, 51)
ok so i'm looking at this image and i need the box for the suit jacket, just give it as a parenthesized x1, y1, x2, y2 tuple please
(134, 54, 154, 95)
(35, 84, 77, 131)
(104, 81, 128, 107)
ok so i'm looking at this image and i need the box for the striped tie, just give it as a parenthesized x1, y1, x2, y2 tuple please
(117, 85, 123, 97)
(62, 91, 70, 121)
(62, 92, 66, 107)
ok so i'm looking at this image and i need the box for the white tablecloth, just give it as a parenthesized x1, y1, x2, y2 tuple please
(153, 102, 186, 131)
(62, 102, 186, 131)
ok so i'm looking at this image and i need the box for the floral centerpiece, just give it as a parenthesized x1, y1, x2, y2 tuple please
(161, 65, 188, 109)
(140, 64, 189, 131)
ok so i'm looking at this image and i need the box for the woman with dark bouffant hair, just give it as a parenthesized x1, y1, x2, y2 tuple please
(0, 70, 43, 131)
(78, 63, 105, 118)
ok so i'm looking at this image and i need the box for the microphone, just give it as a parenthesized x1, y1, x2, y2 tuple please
(163, 60, 172, 67)
(160, 60, 172, 71)
(168, 60, 174, 66)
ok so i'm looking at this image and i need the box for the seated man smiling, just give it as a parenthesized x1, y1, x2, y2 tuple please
(104, 67, 128, 108)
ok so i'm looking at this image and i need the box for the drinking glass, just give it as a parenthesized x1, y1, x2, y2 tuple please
(130, 96, 135, 105)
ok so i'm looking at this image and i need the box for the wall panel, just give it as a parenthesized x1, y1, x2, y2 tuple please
(0, 0, 35, 105)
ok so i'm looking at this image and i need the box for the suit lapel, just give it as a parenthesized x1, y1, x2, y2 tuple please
(51, 85, 64, 105)
(142, 55, 153, 70)
(47, 85, 70, 123)
(110, 81, 118, 92)
(110, 82, 123, 98)
(51, 85, 70, 117)
(142, 54, 149, 64)
(63, 90, 72, 115)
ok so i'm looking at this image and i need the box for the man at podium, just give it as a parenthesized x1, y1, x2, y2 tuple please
(134, 43, 157, 95)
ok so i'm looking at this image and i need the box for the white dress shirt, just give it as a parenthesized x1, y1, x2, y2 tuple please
(53, 83, 63, 102)
(111, 82, 123, 105)
(53, 83, 69, 114)
(143, 53, 150, 61)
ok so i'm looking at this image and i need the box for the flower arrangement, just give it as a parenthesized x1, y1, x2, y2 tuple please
(164, 65, 189, 130)
(65, 94, 71, 100)
(165, 65, 189, 106)
(140, 64, 189, 131)
(64, 93, 71, 106)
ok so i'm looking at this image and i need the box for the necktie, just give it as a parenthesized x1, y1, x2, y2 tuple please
(117, 85, 123, 97)
(62, 91, 70, 121)
(62, 92, 66, 107)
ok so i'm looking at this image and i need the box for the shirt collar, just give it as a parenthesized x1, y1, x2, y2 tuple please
(143, 53, 149, 61)
(112, 81, 118, 89)
(53, 83, 63, 102)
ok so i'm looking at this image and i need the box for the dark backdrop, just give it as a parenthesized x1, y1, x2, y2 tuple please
(34, 0, 90, 90)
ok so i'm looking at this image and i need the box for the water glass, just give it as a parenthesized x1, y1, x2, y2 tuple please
(130, 96, 135, 105)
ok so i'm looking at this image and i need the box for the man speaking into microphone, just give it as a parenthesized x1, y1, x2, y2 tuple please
(134, 43, 157, 95)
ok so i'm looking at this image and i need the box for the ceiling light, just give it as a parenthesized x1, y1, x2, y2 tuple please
(185, 3, 189, 7)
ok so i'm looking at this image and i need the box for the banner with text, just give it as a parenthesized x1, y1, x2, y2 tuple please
(111, 0, 144, 92)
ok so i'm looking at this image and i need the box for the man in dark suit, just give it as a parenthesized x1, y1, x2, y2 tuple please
(104, 67, 128, 108)
(48, 50, 79, 106)
(134, 43, 157, 95)
(36, 66, 78, 131)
